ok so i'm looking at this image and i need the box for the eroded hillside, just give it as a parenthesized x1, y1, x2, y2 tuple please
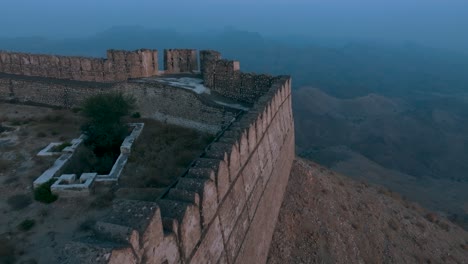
(268, 158, 468, 263)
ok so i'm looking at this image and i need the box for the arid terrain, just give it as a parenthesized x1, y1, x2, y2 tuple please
(268, 158, 468, 263)
(294, 87, 468, 230)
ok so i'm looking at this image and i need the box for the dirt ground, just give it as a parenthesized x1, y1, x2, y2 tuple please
(268, 158, 468, 264)
(0, 103, 114, 263)
(117, 118, 213, 201)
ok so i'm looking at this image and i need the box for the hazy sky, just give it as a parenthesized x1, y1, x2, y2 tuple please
(1, 0, 467, 52)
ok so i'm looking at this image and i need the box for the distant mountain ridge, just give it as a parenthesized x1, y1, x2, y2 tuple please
(1, 26, 468, 98)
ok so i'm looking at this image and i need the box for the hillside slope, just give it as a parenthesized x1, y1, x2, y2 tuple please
(267, 159, 468, 263)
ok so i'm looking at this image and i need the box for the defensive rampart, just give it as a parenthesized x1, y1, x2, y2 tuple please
(59, 77, 294, 264)
(0, 48, 294, 263)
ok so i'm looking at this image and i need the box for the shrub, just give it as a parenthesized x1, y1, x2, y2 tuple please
(7, 194, 32, 210)
(17, 219, 35, 231)
(131, 112, 141, 118)
(34, 180, 58, 204)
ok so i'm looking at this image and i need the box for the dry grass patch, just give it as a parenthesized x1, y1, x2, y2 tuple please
(121, 119, 214, 188)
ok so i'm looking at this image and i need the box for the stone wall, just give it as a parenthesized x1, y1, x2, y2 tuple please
(0, 74, 236, 133)
(164, 49, 198, 74)
(62, 76, 295, 264)
(0, 49, 159, 82)
(200, 50, 277, 104)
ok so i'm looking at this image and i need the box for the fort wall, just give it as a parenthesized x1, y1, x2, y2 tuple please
(0, 49, 159, 82)
(0, 47, 295, 263)
(62, 76, 294, 264)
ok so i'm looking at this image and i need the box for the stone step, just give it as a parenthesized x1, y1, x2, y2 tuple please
(167, 188, 200, 206)
(93, 221, 133, 244)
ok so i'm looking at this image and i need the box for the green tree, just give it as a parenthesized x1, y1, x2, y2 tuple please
(81, 92, 136, 154)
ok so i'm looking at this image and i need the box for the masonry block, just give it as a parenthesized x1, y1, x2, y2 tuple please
(248, 122, 257, 154)
(164, 49, 198, 73)
(239, 131, 250, 167)
(158, 199, 202, 259)
(241, 150, 261, 197)
(218, 175, 247, 240)
(193, 158, 230, 202)
(139, 49, 155, 77)
(109, 247, 139, 264)
(149, 233, 181, 264)
(174, 177, 218, 229)
(189, 216, 225, 264)
(228, 141, 241, 182)
(226, 205, 250, 263)
(246, 174, 264, 220)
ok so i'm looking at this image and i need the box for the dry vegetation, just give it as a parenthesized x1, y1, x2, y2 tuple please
(120, 118, 213, 188)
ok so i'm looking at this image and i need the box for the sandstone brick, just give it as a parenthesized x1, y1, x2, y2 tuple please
(109, 247, 139, 264)
(239, 131, 249, 167)
(190, 216, 225, 264)
(158, 199, 202, 259)
(176, 177, 218, 229)
(141, 207, 165, 255)
(215, 160, 230, 202)
(218, 175, 247, 240)
(248, 122, 257, 154)
(226, 205, 250, 263)
(228, 142, 241, 182)
(164, 49, 198, 73)
(140, 49, 155, 77)
(217, 251, 229, 264)
(148, 233, 181, 264)
(241, 150, 261, 198)
(246, 175, 264, 220)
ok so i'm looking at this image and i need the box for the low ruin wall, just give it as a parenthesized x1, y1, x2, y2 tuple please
(0, 74, 236, 133)
(61, 76, 294, 264)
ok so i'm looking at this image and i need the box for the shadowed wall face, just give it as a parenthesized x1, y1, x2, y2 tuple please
(164, 49, 198, 74)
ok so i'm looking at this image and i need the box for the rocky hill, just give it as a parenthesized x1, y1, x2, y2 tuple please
(268, 158, 468, 263)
